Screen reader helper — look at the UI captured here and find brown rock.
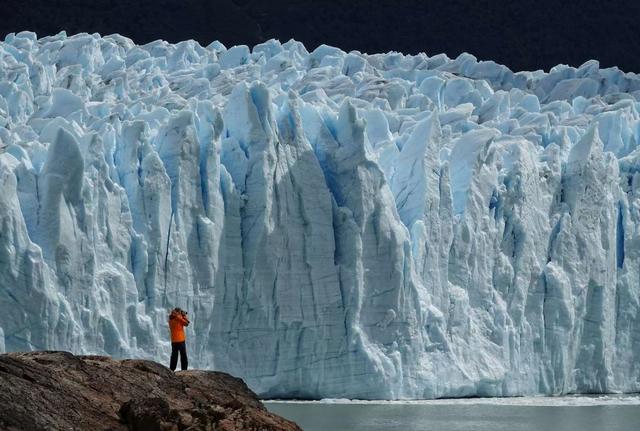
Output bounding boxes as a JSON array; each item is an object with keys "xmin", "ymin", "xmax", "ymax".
[{"xmin": 0, "ymin": 351, "xmax": 301, "ymax": 431}]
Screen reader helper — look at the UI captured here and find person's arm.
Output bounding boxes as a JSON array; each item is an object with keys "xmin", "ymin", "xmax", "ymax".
[{"xmin": 178, "ymin": 314, "xmax": 190, "ymax": 326}]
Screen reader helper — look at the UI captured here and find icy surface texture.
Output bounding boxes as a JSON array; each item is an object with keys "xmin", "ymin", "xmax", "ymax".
[{"xmin": 1, "ymin": 31, "xmax": 640, "ymax": 399}]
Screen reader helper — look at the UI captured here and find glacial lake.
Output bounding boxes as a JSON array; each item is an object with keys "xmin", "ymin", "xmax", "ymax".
[{"xmin": 265, "ymin": 396, "xmax": 640, "ymax": 431}]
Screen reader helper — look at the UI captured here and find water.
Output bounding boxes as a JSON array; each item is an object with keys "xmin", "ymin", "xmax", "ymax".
[{"xmin": 265, "ymin": 396, "xmax": 640, "ymax": 431}]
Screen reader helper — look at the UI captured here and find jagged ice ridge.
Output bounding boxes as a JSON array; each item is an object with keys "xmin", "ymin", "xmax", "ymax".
[{"xmin": 1, "ymin": 31, "xmax": 640, "ymax": 399}]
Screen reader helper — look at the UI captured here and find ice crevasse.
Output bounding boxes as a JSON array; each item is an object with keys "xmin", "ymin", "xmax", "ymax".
[{"xmin": 0, "ymin": 31, "xmax": 639, "ymax": 399}]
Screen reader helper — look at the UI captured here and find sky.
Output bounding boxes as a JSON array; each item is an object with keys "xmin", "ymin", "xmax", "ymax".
[{"xmin": 3, "ymin": 0, "xmax": 639, "ymax": 73}]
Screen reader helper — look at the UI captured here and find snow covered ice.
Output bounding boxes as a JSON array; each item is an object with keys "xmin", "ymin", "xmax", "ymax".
[{"xmin": 1, "ymin": 30, "xmax": 640, "ymax": 399}]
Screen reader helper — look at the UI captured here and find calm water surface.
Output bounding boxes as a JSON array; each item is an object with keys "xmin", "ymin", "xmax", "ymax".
[{"xmin": 265, "ymin": 397, "xmax": 640, "ymax": 431}]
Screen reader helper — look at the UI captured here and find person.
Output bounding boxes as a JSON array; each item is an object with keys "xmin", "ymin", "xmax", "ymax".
[{"xmin": 168, "ymin": 307, "xmax": 190, "ymax": 371}]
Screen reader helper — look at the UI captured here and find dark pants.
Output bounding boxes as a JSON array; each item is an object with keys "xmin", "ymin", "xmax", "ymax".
[{"xmin": 170, "ymin": 341, "xmax": 188, "ymax": 371}]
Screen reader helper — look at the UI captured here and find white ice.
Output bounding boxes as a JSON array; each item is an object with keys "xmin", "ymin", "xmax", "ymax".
[{"xmin": 1, "ymin": 31, "xmax": 640, "ymax": 400}]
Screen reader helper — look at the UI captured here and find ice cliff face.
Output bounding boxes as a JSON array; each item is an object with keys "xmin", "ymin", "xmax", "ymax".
[{"xmin": 1, "ymin": 31, "xmax": 640, "ymax": 399}]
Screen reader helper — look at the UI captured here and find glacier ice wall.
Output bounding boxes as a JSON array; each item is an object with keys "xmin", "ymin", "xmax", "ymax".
[{"xmin": 1, "ymin": 31, "xmax": 640, "ymax": 399}]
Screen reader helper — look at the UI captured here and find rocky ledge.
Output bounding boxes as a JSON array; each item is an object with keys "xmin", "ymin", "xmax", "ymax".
[{"xmin": 0, "ymin": 351, "xmax": 301, "ymax": 431}]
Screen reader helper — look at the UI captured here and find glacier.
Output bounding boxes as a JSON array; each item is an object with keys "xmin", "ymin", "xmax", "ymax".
[{"xmin": 0, "ymin": 30, "xmax": 640, "ymax": 399}]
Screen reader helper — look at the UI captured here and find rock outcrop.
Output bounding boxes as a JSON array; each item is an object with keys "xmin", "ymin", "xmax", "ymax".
[{"xmin": 0, "ymin": 351, "xmax": 301, "ymax": 431}]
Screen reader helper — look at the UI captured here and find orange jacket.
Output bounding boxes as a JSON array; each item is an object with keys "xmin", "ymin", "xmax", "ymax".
[{"xmin": 169, "ymin": 311, "xmax": 190, "ymax": 342}]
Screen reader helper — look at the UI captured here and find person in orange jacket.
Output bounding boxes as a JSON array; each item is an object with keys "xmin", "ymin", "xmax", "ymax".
[{"xmin": 168, "ymin": 307, "xmax": 190, "ymax": 371}]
